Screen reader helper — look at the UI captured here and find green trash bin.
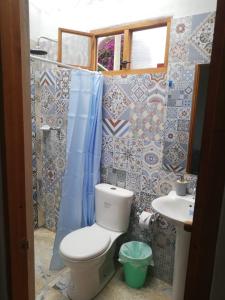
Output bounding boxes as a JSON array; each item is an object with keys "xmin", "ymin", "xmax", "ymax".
[{"xmin": 118, "ymin": 241, "xmax": 153, "ymax": 289}]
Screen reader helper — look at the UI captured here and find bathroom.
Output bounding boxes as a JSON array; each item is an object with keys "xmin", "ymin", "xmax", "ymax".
[{"xmin": 1, "ymin": 0, "xmax": 225, "ymax": 300}]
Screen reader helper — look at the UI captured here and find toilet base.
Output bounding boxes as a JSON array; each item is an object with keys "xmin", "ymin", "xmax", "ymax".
[{"xmin": 66, "ymin": 245, "xmax": 116, "ymax": 300}]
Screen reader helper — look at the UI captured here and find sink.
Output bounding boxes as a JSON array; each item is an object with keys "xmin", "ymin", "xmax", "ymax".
[
  {"xmin": 152, "ymin": 191, "xmax": 194, "ymax": 226},
  {"xmin": 152, "ymin": 191, "xmax": 195, "ymax": 300}
]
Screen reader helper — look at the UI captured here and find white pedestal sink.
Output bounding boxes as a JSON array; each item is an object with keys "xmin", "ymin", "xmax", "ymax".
[{"xmin": 152, "ymin": 191, "xmax": 195, "ymax": 300}]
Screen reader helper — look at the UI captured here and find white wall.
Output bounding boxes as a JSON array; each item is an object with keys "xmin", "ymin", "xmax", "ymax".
[{"xmin": 29, "ymin": 0, "xmax": 217, "ymax": 41}]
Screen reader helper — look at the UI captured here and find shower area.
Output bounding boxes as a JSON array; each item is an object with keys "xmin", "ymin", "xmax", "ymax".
[
  {"xmin": 31, "ymin": 47, "xmax": 71, "ymax": 299},
  {"xmin": 31, "ymin": 33, "xmax": 108, "ymax": 299}
]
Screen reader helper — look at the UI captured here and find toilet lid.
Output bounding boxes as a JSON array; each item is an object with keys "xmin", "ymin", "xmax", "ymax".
[{"xmin": 60, "ymin": 226, "xmax": 111, "ymax": 261}]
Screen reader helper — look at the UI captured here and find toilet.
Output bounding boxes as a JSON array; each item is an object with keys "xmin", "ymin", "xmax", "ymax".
[{"xmin": 59, "ymin": 183, "xmax": 134, "ymax": 300}]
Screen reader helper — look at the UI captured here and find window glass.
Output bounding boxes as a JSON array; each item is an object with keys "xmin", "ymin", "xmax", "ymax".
[
  {"xmin": 61, "ymin": 32, "xmax": 91, "ymax": 66},
  {"xmin": 97, "ymin": 34, "xmax": 124, "ymax": 71},
  {"xmin": 131, "ymin": 26, "xmax": 167, "ymax": 69}
]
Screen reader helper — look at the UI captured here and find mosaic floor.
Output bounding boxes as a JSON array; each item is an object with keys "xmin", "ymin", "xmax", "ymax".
[{"xmin": 35, "ymin": 228, "xmax": 172, "ymax": 300}]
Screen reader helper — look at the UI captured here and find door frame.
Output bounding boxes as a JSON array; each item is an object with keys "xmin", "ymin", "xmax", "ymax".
[
  {"xmin": 184, "ymin": 0, "xmax": 225, "ymax": 299},
  {"xmin": 0, "ymin": 0, "xmax": 34, "ymax": 299},
  {"xmin": 0, "ymin": 0, "xmax": 225, "ymax": 299}
]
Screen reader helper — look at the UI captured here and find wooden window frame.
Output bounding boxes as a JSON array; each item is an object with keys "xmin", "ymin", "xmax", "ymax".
[
  {"xmin": 91, "ymin": 17, "xmax": 171, "ymax": 75},
  {"xmin": 57, "ymin": 28, "xmax": 95, "ymax": 70}
]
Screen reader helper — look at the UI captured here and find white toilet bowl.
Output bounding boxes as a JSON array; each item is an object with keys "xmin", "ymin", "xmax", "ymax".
[
  {"xmin": 60, "ymin": 224, "xmax": 122, "ymax": 300},
  {"xmin": 59, "ymin": 184, "xmax": 133, "ymax": 300}
]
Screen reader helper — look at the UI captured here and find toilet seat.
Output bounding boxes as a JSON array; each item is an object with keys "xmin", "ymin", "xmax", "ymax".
[{"xmin": 60, "ymin": 226, "xmax": 111, "ymax": 261}]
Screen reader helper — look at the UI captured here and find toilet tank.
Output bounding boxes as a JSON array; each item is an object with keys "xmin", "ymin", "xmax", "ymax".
[{"xmin": 95, "ymin": 183, "xmax": 134, "ymax": 232}]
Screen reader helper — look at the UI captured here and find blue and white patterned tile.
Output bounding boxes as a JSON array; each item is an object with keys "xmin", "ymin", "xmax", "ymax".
[
  {"xmin": 182, "ymin": 66, "xmax": 195, "ymax": 83},
  {"xmin": 166, "ymin": 107, "xmax": 178, "ymax": 119},
  {"xmin": 165, "ymin": 119, "xmax": 178, "ymax": 131},
  {"xmin": 182, "ymin": 98, "xmax": 192, "ymax": 107},
  {"xmin": 167, "ymin": 90, "xmax": 190, "ymax": 107},
  {"xmin": 55, "ymin": 69, "xmax": 71, "ymax": 100},
  {"xmin": 143, "ymin": 141, "xmax": 163, "ymax": 171},
  {"xmin": 164, "ymin": 129, "xmax": 177, "ymax": 143},
  {"xmin": 102, "ymin": 167, "xmax": 127, "ymax": 188},
  {"xmin": 127, "ymin": 155, "xmax": 142, "ymax": 174},
  {"xmin": 142, "ymin": 97, "xmax": 165, "ymax": 143},
  {"xmin": 119, "ymin": 74, "xmax": 157, "ymax": 103},
  {"xmin": 141, "ymin": 169, "xmax": 156, "ymax": 194},
  {"xmin": 150, "ymin": 73, "xmax": 168, "ymax": 91},
  {"xmin": 128, "ymin": 138, "xmax": 144, "ymax": 156},
  {"xmin": 102, "ymin": 135, "xmax": 114, "ymax": 152},
  {"xmin": 177, "ymin": 119, "xmax": 190, "ymax": 131},
  {"xmin": 114, "ymin": 169, "xmax": 127, "ymax": 188},
  {"xmin": 102, "ymin": 118, "xmax": 130, "ymax": 137},
  {"xmin": 170, "ymin": 16, "xmax": 192, "ymax": 43},
  {"xmin": 157, "ymin": 170, "xmax": 177, "ymax": 195},
  {"xmin": 101, "ymin": 151, "xmax": 113, "ymax": 167},
  {"xmin": 141, "ymin": 169, "xmax": 177, "ymax": 196},
  {"xmin": 113, "ymin": 152, "xmax": 128, "ymax": 170},
  {"xmin": 163, "ymin": 141, "xmax": 188, "ymax": 172},
  {"xmin": 168, "ymin": 63, "xmax": 185, "ymax": 83},
  {"xmin": 177, "ymin": 107, "xmax": 192, "ymax": 120},
  {"xmin": 54, "ymin": 141, "xmax": 66, "ymax": 158},
  {"xmin": 100, "ymin": 166, "xmax": 108, "ymax": 183},
  {"xmin": 33, "ymin": 68, "xmax": 70, "ymax": 230},
  {"xmin": 177, "ymin": 131, "xmax": 189, "ymax": 144},
  {"xmin": 126, "ymin": 172, "xmax": 141, "ymax": 193},
  {"xmin": 42, "ymin": 160, "xmax": 59, "ymax": 193},
  {"xmin": 169, "ymin": 40, "xmax": 189, "ymax": 63},
  {"xmin": 189, "ymin": 12, "xmax": 215, "ymax": 64},
  {"xmin": 55, "ymin": 99, "xmax": 69, "ymax": 116},
  {"xmin": 55, "ymin": 157, "xmax": 66, "ymax": 174},
  {"xmin": 40, "ymin": 70, "xmax": 56, "ymax": 92},
  {"xmin": 44, "ymin": 192, "xmax": 57, "ymax": 231},
  {"xmin": 103, "ymin": 83, "xmax": 130, "ymax": 119},
  {"xmin": 114, "ymin": 137, "xmax": 128, "ymax": 154},
  {"xmin": 167, "ymin": 97, "xmax": 177, "ymax": 107},
  {"xmin": 168, "ymin": 64, "xmax": 195, "ymax": 96},
  {"xmin": 129, "ymin": 104, "xmax": 143, "ymax": 139},
  {"xmin": 106, "ymin": 168, "xmax": 116, "ymax": 186},
  {"xmin": 40, "ymin": 85, "xmax": 56, "ymax": 115}
]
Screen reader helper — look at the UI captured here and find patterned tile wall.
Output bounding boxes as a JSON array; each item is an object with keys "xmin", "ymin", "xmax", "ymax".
[
  {"xmin": 101, "ymin": 74, "xmax": 196, "ymax": 283},
  {"xmin": 31, "ymin": 66, "xmax": 39, "ymax": 228},
  {"xmin": 101, "ymin": 11, "xmax": 215, "ymax": 284},
  {"xmin": 31, "ymin": 61, "xmax": 71, "ymax": 231},
  {"xmin": 163, "ymin": 12, "xmax": 215, "ymax": 173}
]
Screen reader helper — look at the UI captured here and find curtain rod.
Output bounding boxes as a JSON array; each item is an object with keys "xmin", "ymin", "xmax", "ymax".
[{"xmin": 30, "ymin": 55, "xmax": 96, "ymax": 73}]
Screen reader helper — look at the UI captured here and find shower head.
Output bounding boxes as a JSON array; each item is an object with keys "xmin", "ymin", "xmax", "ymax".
[
  {"xmin": 30, "ymin": 48, "xmax": 48, "ymax": 55},
  {"xmin": 30, "ymin": 36, "xmax": 57, "ymax": 56}
]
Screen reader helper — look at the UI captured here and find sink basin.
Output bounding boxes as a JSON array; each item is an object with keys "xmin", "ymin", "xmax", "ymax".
[
  {"xmin": 152, "ymin": 191, "xmax": 194, "ymax": 226},
  {"xmin": 152, "ymin": 191, "xmax": 195, "ymax": 300}
]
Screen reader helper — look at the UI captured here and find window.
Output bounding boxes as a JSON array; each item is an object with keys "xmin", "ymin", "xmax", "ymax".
[
  {"xmin": 91, "ymin": 18, "xmax": 171, "ymax": 74},
  {"xmin": 58, "ymin": 18, "xmax": 171, "ymax": 75},
  {"xmin": 58, "ymin": 28, "xmax": 94, "ymax": 70}
]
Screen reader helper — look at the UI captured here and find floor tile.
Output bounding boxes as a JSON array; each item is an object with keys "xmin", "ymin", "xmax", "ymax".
[{"xmin": 35, "ymin": 228, "xmax": 172, "ymax": 300}]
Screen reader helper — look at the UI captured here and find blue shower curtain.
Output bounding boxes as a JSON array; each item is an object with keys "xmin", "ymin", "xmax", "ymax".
[{"xmin": 50, "ymin": 70, "xmax": 103, "ymax": 270}]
